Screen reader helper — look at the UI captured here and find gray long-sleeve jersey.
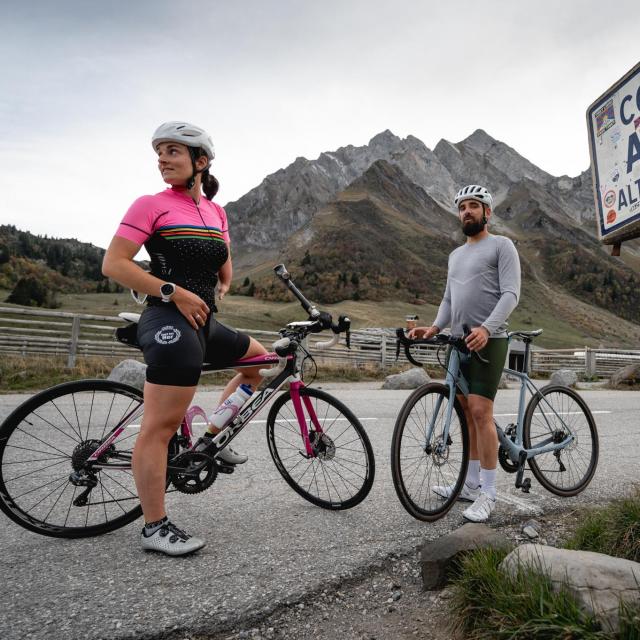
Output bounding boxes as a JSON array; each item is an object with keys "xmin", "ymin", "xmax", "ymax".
[{"xmin": 433, "ymin": 234, "xmax": 521, "ymax": 338}]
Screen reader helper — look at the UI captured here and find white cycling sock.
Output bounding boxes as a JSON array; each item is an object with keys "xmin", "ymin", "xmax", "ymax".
[
  {"xmin": 480, "ymin": 467, "xmax": 497, "ymax": 500},
  {"xmin": 466, "ymin": 460, "xmax": 480, "ymax": 488}
]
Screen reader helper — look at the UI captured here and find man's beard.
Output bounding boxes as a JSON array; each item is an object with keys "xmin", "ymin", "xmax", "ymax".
[{"xmin": 462, "ymin": 218, "xmax": 486, "ymax": 237}]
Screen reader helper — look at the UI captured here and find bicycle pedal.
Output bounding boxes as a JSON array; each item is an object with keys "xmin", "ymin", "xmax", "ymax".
[
  {"xmin": 521, "ymin": 478, "xmax": 531, "ymax": 493},
  {"xmin": 217, "ymin": 463, "xmax": 236, "ymax": 474}
]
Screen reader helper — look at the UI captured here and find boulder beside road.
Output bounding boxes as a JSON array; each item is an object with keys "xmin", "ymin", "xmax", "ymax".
[
  {"xmin": 500, "ymin": 544, "xmax": 640, "ymax": 633},
  {"xmin": 549, "ymin": 369, "xmax": 578, "ymax": 388},
  {"xmin": 107, "ymin": 359, "xmax": 146, "ymax": 390},
  {"xmin": 382, "ymin": 368, "xmax": 431, "ymax": 390},
  {"xmin": 609, "ymin": 363, "xmax": 640, "ymax": 388},
  {"xmin": 420, "ymin": 523, "xmax": 512, "ymax": 590}
]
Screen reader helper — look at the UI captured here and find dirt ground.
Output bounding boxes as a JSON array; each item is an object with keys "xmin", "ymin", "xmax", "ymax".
[{"xmin": 195, "ymin": 511, "xmax": 582, "ymax": 640}]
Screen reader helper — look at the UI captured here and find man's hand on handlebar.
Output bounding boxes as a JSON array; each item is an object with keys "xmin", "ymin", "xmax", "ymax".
[
  {"xmin": 465, "ymin": 326, "xmax": 490, "ymax": 352},
  {"xmin": 407, "ymin": 326, "xmax": 439, "ymax": 340}
]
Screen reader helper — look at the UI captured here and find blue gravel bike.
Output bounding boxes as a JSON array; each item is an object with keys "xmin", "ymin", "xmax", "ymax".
[{"xmin": 390, "ymin": 328, "xmax": 599, "ymax": 521}]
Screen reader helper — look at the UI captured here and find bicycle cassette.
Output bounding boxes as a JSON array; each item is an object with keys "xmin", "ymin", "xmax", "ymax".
[{"xmin": 169, "ymin": 452, "xmax": 218, "ymax": 494}]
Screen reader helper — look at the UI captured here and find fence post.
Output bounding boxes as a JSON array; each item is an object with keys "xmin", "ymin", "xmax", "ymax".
[
  {"xmin": 380, "ymin": 333, "xmax": 387, "ymax": 370},
  {"xmin": 67, "ymin": 316, "xmax": 81, "ymax": 368},
  {"xmin": 585, "ymin": 347, "xmax": 596, "ymax": 378}
]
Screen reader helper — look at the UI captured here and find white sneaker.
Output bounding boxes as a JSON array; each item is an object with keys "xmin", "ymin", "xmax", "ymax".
[
  {"xmin": 462, "ymin": 492, "xmax": 496, "ymax": 523},
  {"xmin": 217, "ymin": 446, "xmax": 248, "ymax": 465},
  {"xmin": 141, "ymin": 521, "xmax": 205, "ymax": 556},
  {"xmin": 433, "ymin": 482, "xmax": 480, "ymax": 502}
]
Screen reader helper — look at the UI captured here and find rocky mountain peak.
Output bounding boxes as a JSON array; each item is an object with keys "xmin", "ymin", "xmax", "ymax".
[
  {"xmin": 460, "ymin": 128, "xmax": 496, "ymax": 153},
  {"xmin": 368, "ymin": 129, "xmax": 401, "ymax": 148}
]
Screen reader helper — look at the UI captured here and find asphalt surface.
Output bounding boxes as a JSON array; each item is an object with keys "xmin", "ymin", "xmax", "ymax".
[{"xmin": 0, "ymin": 381, "xmax": 637, "ymax": 640}]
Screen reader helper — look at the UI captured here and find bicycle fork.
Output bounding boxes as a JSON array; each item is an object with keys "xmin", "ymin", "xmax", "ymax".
[{"xmin": 290, "ymin": 381, "xmax": 324, "ymax": 459}]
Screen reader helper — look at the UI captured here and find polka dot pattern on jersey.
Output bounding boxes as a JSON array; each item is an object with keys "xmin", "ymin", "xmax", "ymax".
[{"xmin": 146, "ymin": 226, "xmax": 228, "ymax": 310}]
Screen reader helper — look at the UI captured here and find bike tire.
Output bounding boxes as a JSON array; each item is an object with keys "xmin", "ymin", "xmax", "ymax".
[
  {"xmin": 391, "ymin": 383, "xmax": 469, "ymax": 521},
  {"xmin": 0, "ymin": 379, "xmax": 151, "ymax": 538},
  {"xmin": 266, "ymin": 387, "xmax": 375, "ymax": 510},
  {"xmin": 523, "ymin": 385, "xmax": 599, "ymax": 497}
]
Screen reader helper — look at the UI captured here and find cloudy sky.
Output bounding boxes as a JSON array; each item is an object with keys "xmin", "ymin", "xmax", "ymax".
[{"xmin": 1, "ymin": 0, "xmax": 638, "ymax": 249}]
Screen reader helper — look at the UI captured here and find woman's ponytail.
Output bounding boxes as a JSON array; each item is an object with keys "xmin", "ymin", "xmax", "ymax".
[{"xmin": 201, "ymin": 167, "xmax": 219, "ymax": 200}]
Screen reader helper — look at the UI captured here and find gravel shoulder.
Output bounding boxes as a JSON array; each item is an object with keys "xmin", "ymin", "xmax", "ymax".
[{"xmin": 192, "ymin": 509, "xmax": 584, "ymax": 640}]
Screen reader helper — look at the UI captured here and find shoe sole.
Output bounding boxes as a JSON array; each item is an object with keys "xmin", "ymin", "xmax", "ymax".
[
  {"xmin": 142, "ymin": 542, "xmax": 206, "ymax": 557},
  {"xmin": 433, "ymin": 490, "xmax": 478, "ymax": 503}
]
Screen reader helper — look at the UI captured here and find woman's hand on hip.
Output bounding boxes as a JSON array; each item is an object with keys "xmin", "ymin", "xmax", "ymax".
[{"xmin": 173, "ymin": 288, "xmax": 209, "ymax": 330}]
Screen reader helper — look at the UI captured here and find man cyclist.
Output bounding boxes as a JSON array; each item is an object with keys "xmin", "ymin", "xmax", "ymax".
[{"xmin": 409, "ymin": 184, "xmax": 521, "ymax": 522}]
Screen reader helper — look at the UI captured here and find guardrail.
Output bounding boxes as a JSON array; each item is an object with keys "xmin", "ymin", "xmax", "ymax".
[{"xmin": 1, "ymin": 307, "xmax": 638, "ymax": 377}]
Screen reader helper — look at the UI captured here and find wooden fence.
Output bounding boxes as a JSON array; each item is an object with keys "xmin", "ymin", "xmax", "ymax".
[{"xmin": 0, "ymin": 306, "xmax": 638, "ymax": 377}]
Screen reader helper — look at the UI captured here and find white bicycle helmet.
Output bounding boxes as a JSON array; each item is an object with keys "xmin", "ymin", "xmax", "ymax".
[
  {"xmin": 454, "ymin": 184, "xmax": 493, "ymax": 209},
  {"xmin": 152, "ymin": 121, "xmax": 215, "ymax": 161}
]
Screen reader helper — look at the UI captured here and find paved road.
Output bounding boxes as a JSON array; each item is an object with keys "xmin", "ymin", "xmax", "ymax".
[{"xmin": 0, "ymin": 382, "xmax": 637, "ymax": 640}]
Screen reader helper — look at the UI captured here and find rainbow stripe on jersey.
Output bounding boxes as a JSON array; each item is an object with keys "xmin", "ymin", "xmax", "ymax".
[{"xmin": 157, "ymin": 225, "xmax": 226, "ymax": 242}]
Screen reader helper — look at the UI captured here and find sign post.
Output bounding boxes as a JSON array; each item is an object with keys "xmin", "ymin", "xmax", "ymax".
[{"xmin": 587, "ymin": 61, "xmax": 640, "ymax": 254}]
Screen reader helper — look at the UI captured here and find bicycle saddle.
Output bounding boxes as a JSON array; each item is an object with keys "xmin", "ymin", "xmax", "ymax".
[
  {"xmin": 118, "ymin": 312, "xmax": 141, "ymax": 324},
  {"xmin": 508, "ymin": 329, "xmax": 543, "ymax": 339}
]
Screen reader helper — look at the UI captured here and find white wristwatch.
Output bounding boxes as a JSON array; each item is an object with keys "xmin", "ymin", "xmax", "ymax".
[{"xmin": 160, "ymin": 282, "xmax": 176, "ymax": 303}]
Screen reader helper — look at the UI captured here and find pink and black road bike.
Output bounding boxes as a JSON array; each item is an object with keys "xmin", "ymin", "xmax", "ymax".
[{"xmin": 0, "ymin": 265, "xmax": 375, "ymax": 538}]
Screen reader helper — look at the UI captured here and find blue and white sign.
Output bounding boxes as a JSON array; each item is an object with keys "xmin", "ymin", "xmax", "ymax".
[{"xmin": 587, "ymin": 61, "xmax": 640, "ymax": 244}]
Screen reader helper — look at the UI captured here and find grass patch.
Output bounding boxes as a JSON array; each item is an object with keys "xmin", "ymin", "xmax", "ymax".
[
  {"xmin": 0, "ymin": 355, "xmax": 119, "ymax": 392},
  {"xmin": 449, "ymin": 547, "xmax": 615, "ymax": 639},
  {"xmin": 565, "ymin": 490, "xmax": 640, "ymax": 563},
  {"xmin": 449, "ymin": 492, "xmax": 640, "ymax": 638},
  {"xmin": 0, "ymin": 355, "xmax": 425, "ymax": 392}
]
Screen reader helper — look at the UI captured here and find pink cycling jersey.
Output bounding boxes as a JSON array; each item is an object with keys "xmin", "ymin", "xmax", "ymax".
[{"xmin": 115, "ymin": 187, "xmax": 230, "ymax": 309}]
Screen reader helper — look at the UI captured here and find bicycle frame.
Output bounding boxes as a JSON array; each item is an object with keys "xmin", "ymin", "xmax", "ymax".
[
  {"xmin": 431, "ymin": 345, "xmax": 576, "ymax": 465},
  {"xmin": 85, "ymin": 349, "xmax": 322, "ymax": 469}
]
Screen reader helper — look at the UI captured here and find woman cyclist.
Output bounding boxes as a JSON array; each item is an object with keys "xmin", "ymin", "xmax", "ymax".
[{"xmin": 102, "ymin": 121, "xmax": 267, "ymax": 556}]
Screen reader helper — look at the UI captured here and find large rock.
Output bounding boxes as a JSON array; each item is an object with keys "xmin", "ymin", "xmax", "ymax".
[
  {"xmin": 108, "ymin": 359, "xmax": 147, "ymax": 390},
  {"xmin": 419, "ymin": 523, "xmax": 512, "ymax": 590},
  {"xmin": 549, "ymin": 369, "xmax": 578, "ymax": 388},
  {"xmin": 382, "ymin": 367, "xmax": 431, "ymax": 390},
  {"xmin": 609, "ymin": 363, "xmax": 640, "ymax": 388},
  {"xmin": 500, "ymin": 544, "xmax": 640, "ymax": 632}
]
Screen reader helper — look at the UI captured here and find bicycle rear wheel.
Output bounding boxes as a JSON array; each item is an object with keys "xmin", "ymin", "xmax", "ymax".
[
  {"xmin": 0, "ymin": 379, "xmax": 151, "ymax": 538},
  {"xmin": 266, "ymin": 387, "xmax": 375, "ymax": 510},
  {"xmin": 523, "ymin": 385, "xmax": 599, "ymax": 497},
  {"xmin": 391, "ymin": 383, "xmax": 469, "ymax": 521}
]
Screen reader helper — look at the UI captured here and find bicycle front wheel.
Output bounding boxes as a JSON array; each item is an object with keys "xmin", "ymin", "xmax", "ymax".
[
  {"xmin": 0, "ymin": 379, "xmax": 147, "ymax": 538},
  {"xmin": 523, "ymin": 385, "xmax": 599, "ymax": 497},
  {"xmin": 391, "ymin": 383, "xmax": 469, "ymax": 521},
  {"xmin": 266, "ymin": 387, "xmax": 375, "ymax": 510}
]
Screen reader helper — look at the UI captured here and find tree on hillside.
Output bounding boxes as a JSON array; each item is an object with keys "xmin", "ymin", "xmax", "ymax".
[{"xmin": 7, "ymin": 276, "xmax": 48, "ymax": 306}]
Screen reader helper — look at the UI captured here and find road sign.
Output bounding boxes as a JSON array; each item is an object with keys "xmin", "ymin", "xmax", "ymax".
[{"xmin": 587, "ymin": 61, "xmax": 640, "ymax": 249}]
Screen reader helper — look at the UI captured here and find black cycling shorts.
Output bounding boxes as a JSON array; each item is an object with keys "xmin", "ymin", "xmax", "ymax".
[{"xmin": 137, "ymin": 305, "xmax": 251, "ymax": 387}]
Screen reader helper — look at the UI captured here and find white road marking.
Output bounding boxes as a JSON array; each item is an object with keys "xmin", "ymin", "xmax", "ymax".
[{"xmin": 494, "ymin": 411, "xmax": 610, "ymax": 417}]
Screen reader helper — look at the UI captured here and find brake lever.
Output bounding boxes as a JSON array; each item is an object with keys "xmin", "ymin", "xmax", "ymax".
[{"xmin": 462, "ymin": 323, "xmax": 490, "ymax": 364}]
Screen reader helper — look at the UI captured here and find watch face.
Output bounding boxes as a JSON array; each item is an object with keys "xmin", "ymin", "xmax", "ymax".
[{"xmin": 160, "ymin": 283, "xmax": 174, "ymax": 297}]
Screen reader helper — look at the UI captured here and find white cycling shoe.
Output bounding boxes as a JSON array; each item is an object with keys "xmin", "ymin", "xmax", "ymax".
[
  {"xmin": 195, "ymin": 434, "xmax": 249, "ymax": 465},
  {"xmin": 217, "ymin": 446, "xmax": 248, "ymax": 465},
  {"xmin": 433, "ymin": 482, "xmax": 480, "ymax": 502},
  {"xmin": 462, "ymin": 492, "xmax": 496, "ymax": 523},
  {"xmin": 141, "ymin": 521, "xmax": 205, "ymax": 556}
]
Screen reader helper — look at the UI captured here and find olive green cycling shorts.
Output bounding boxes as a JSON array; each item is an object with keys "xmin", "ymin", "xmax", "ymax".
[{"xmin": 447, "ymin": 338, "xmax": 509, "ymax": 401}]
